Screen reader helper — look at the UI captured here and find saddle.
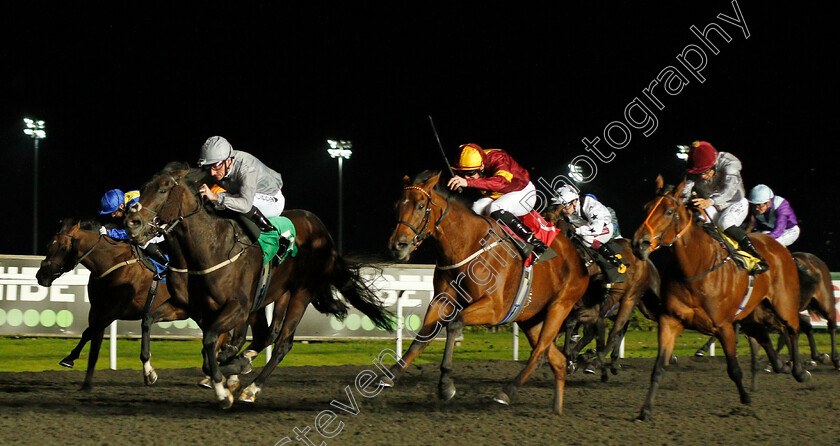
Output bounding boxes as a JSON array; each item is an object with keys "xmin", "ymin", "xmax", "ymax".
[{"xmin": 697, "ymin": 221, "xmax": 761, "ymax": 272}]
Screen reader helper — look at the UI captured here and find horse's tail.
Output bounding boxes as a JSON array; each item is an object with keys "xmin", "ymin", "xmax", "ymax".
[{"xmin": 308, "ymin": 251, "xmax": 395, "ymax": 331}]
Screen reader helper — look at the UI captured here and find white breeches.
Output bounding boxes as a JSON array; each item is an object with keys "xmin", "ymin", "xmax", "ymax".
[
  {"xmin": 253, "ymin": 189, "xmax": 286, "ymax": 218},
  {"xmin": 701, "ymin": 197, "xmax": 748, "ymax": 230},
  {"xmin": 766, "ymin": 225, "xmax": 800, "ymax": 247},
  {"xmin": 472, "ymin": 182, "xmax": 537, "ymax": 217}
]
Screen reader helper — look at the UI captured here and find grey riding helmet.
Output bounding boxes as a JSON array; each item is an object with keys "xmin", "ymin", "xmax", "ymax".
[{"xmin": 197, "ymin": 136, "xmax": 233, "ymax": 167}]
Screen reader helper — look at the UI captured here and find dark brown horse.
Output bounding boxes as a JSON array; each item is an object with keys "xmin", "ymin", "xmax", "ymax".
[
  {"xmin": 35, "ymin": 218, "xmax": 188, "ymax": 390},
  {"xmin": 631, "ymin": 176, "xmax": 810, "ymax": 420},
  {"xmin": 125, "ymin": 162, "xmax": 393, "ymax": 408},
  {"xmin": 386, "ymin": 171, "xmax": 589, "ymax": 415},
  {"xmin": 543, "ymin": 207, "xmax": 661, "ymax": 381}
]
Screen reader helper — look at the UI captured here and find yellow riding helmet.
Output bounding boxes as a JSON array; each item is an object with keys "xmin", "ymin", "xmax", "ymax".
[{"xmin": 455, "ymin": 143, "xmax": 484, "ymax": 171}]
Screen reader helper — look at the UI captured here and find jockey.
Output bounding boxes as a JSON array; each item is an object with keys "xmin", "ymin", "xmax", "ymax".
[
  {"xmin": 746, "ymin": 184, "xmax": 800, "ymax": 247},
  {"xmin": 196, "ymin": 136, "xmax": 288, "ymax": 244},
  {"xmin": 552, "ymin": 185, "xmax": 626, "ymax": 283},
  {"xmin": 98, "ymin": 188, "xmax": 169, "ymax": 270},
  {"xmin": 446, "ymin": 143, "xmax": 548, "ymax": 259},
  {"xmin": 680, "ymin": 140, "xmax": 769, "ymax": 274}
]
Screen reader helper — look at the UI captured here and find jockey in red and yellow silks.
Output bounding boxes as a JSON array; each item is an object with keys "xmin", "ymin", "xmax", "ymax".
[{"xmin": 447, "ymin": 143, "xmax": 548, "ymax": 260}]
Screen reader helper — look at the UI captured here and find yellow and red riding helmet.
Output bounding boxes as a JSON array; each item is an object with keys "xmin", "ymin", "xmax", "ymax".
[{"xmin": 453, "ymin": 143, "xmax": 484, "ymax": 173}]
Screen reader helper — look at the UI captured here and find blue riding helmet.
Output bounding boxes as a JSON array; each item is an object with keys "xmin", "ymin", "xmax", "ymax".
[{"xmin": 99, "ymin": 189, "xmax": 125, "ymax": 214}]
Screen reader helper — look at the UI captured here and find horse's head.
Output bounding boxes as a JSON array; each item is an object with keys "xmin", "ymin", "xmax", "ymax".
[
  {"xmin": 632, "ymin": 175, "xmax": 689, "ymax": 260},
  {"xmin": 36, "ymin": 219, "xmax": 85, "ymax": 287},
  {"xmin": 388, "ymin": 171, "xmax": 447, "ymax": 261},
  {"xmin": 125, "ymin": 161, "xmax": 197, "ymax": 245}
]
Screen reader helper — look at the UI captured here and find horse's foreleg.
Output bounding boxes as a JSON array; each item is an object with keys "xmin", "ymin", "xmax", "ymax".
[
  {"xmin": 741, "ymin": 321, "xmax": 786, "ymax": 374},
  {"xmin": 81, "ymin": 327, "xmax": 107, "ymax": 392},
  {"xmin": 694, "ymin": 336, "xmax": 715, "ymax": 357},
  {"xmin": 239, "ymin": 291, "xmax": 308, "ymax": 404},
  {"xmin": 140, "ymin": 312, "xmax": 158, "ymax": 385},
  {"xmin": 798, "ymin": 315, "xmax": 824, "ymax": 365},
  {"xmin": 747, "ymin": 335, "xmax": 760, "ymax": 392},
  {"xmin": 718, "ymin": 322, "xmax": 750, "ymax": 405},
  {"xmin": 382, "ymin": 297, "xmax": 456, "ymax": 387},
  {"xmin": 520, "ymin": 319, "xmax": 568, "ymax": 415},
  {"xmin": 203, "ymin": 305, "xmax": 246, "ymax": 409},
  {"xmin": 493, "ymin": 303, "xmax": 572, "ymax": 412},
  {"xmin": 599, "ymin": 297, "xmax": 637, "ymax": 379},
  {"xmin": 438, "ymin": 319, "xmax": 463, "ymax": 402},
  {"xmin": 61, "ymin": 326, "xmax": 96, "ymax": 368},
  {"xmin": 828, "ymin": 318, "xmax": 840, "ymax": 370},
  {"xmin": 637, "ymin": 314, "xmax": 683, "ymax": 421}
]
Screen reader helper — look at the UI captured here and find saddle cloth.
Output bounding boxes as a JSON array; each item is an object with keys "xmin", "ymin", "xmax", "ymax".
[{"xmin": 257, "ymin": 216, "xmax": 298, "ymax": 266}]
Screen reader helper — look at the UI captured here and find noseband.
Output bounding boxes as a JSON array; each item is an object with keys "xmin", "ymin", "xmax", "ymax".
[
  {"xmin": 642, "ymin": 193, "xmax": 690, "ymax": 252},
  {"xmin": 396, "ymin": 185, "xmax": 450, "ymax": 248}
]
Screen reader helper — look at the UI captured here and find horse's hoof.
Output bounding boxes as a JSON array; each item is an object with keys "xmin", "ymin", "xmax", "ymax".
[
  {"xmin": 669, "ymin": 354, "xmax": 678, "ymax": 365},
  {"xmin": 492, "ymin": 391, "xmax": 511, "ymax": 406},
  {"xmin": 144, "ymin": 369, "xmax": 158, "ymax": 386},
  {"xmin": 600, "ymin": 373, "xmax": 609, "ymax": 383},
  {"xmin": 795, "ymin": 370, "xmax": 812, "ymax": 383},
  {"xmin": 198, "ymin": 377, "xmax": 213, "ymax": 389},
  {"xmin": 636, "ymin": 409, "xmax": 652, "ymax": 421},
  {"xmin": 79, "ymin": 384, "xmax": 92, "ymax": 393},
  {"xmin": 439, "ymin": 384, "xmax": 456, "ymax": 402},
  {"xmin": 693, "ymin": 351, "xmax": 705, "ymax": 358},
  {"xmin": 610, "ymin": 363, "xmax": 621, "ymax": 375},
  {"xmin": 239, "ymin": 384, "xmax": 260, "ymax": 403},
  {"xmin": 804, "ymin": 360, "xmax": 817, "ymax": 368},
  {"xmin": 763, "ymin": 365, "xmax": 773, "ymax": 373},
  {"xmin": 583, "ymin": 366, "xmax": 596, "ymax": 375},
  {"xmin": 218, "ymin": 391, "xmax": 234, "ymax": 409},
  {"xmin": 817, "ymin": 353, "xmax": 830, "ymax": 364},
  {"xmin": 59, "ymin": 358, "xmax": 75, "ymax": 368},
  {"xmin": 227, "ymin": 379, "xmax": 242, "ymax": 395},
  {"xmin": 567, "ymin": 361, "xmax": 578, "ymax": 375},
  {"xmin": 379, "ymin": 376, "xmax": 395, "ymax": 388}
]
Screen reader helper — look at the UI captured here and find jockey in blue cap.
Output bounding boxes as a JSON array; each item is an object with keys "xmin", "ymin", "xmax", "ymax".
[{"xmin": 98, "ymin": 188, "xmax": 169, "ymax": 272}]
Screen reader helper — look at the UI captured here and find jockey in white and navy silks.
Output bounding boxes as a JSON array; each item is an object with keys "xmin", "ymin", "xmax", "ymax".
[
  {"xmin": 679, "ymin": 140, "xmax": 768, "ymax": 274},
  {"xmin": 746, "ymin": 184, "xmax": 800, "ymax": 247},
  {"xmin": 554, "ymin": 187, "xmax": 614, "ymax": 248}
]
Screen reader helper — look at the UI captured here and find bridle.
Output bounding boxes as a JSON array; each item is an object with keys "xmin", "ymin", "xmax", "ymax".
[
  {"xmin": 131, "ymin": 172, "xmax": 203, "ymax": 237},
  {"xmin": 42, "ymin": 232, "xmax": 103, "ymax": 278},
  {"xmin": 641, "ymin": 193, "xmax": 690, "ymax": 252},
  {"xmin": 396, "ymin": 185, "xmax": 451, "ymax": 249}
]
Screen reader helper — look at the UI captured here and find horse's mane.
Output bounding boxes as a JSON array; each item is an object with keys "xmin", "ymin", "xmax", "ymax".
[
  {"xmin": 58, "ymin": 217, "xmax": 103, "ymax": 233},
  {"xmin": 412, "ymin": 170, "xmax": 480, "ymax": 214}
]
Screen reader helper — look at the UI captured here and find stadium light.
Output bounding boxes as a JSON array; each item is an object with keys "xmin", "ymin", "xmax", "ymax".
[
  {"xmin": 24, "ymin": 118, "xmax": 46, "ymax": 254},
  {"xmin": 568, "ymin": 163, "xmax": 584, "ymax": 183},
  {"xmin": 676, "ymin": 144, "xmax": 690, "ymax": 160},
  {"xmin": 327, "ymin": 139, "xmax": 352, "ymax": 254}
]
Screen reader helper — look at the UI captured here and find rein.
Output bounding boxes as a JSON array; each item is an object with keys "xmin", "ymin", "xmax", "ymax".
[
  {"xmin": 396, "ymin": 185, "xmax": 451, "ymax": 249},
  {"xmin": 641, "ymin": 194, "xmax": 690, "ymax": 252}
]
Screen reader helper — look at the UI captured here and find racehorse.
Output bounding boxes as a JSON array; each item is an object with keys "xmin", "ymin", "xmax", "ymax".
[
  {"xmin": 543, "ymin": 208, "xmax": 661, "ymax": 381},
  {"xmin": 124, "ymin": 161, "xmax": 393, "ymax": 408},
  {"xmin": 631, "ymin": 175, "xmax": 810, "ymax": 420},
  {"xmin": 386, "ymin": 171, "xmax": 589, "ymax": 415},
  {"xmin": 36, "ymin": 218, "xmax": 188, "ymax": 390},
  {"xmin": 693, "ymin": 252, "xmax": 839, "ymax": 371}
]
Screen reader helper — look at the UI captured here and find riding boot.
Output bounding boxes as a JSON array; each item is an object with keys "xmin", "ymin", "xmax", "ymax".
[
  {"xmin": 490, "ymin": 210, "xmax": 548, "ymax": 260},
  {"xmin": 246, "ymin": 206, "xmax": 277, "ymax": 233},
  {"xmin": 593, "ymin": 242, "xmax": 626, "ymax": 285},
  {"xmin": 724, "ymin": 226, "xmax": 769, "ymax": 274}
]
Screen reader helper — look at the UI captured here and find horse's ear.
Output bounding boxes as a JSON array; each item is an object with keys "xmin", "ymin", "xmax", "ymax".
[
  {"xmin": 423, "ymin": 172, "xmax": 442, "ymax": 190},
  {"xmin": 673, "ymin": 178, "xmax": 686, "ymax": 197},
  {"xmin": 402, "ymin": 175, "xmax": 411, "ymax": 186},
  {"xmin": 655, "ymin": 175, "xmax": 664, "ymax": 193}
]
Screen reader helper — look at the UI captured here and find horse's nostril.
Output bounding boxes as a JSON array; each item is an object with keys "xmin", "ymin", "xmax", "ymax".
[{"xmin": 127, "ymin": 219, "xmax": 139, "ymax": 229}]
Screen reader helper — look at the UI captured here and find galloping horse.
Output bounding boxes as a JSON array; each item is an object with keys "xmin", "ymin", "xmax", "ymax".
[
  {"xmin": 694, "ymin": 252, "xmax": 839, "ymax": 370},
  {"xmin": 543, "ymin": 208, "xmax": 661, "ymax": 381},
  {"xmin": 36, "ymin": 218, "xmax": 188, "ymax": 390},
  {"xmin": 125, "ymin": 162, "xmax": 393, "ymax": 408},
  {"xmin": 386, "ymin": 171, "xmax": 589, "ymax": 415},
  {"xmin": 632, "ymin": 176, "xmax": 809, "ymax": 420}
]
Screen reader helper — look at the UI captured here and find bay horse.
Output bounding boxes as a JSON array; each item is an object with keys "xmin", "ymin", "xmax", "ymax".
[
  {"xmin": 631, "ymin": 175, "xmax": 810, "ymax": 420},
  {"xmin": 694, "ymin": 252, "xmax": 839, "ymax": 370},
  {"xmin": 386, "ymin": 171, "xmax": 589, "ymax": 415},
  {"xmin": 35, "ymin": 218, "xmax": 189, "ymax": 390},
  {"xmin": 124, "ymin": 161, "xmax": 393, "ymax": 408},
  {"xmin": 543, "ymin": 207, "xmax": 661, "ymax": 381}
]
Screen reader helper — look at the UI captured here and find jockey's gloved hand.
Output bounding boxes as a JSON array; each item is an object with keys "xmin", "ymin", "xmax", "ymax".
[{"xmin": 99, "ymin": 226, "xmax": 107, "ymax": 236}]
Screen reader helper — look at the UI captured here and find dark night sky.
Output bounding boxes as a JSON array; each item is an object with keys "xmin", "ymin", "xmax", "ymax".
[{"xmin": 2, "ymin": 3, "xmax": 838, "ymax": 268}]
